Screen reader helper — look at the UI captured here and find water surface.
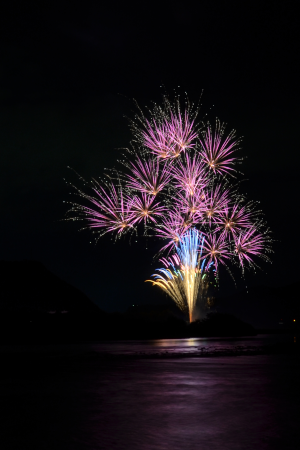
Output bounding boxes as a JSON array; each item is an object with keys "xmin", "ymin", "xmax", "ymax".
[
  {"xmin": 0, "ymin": 333, "xmax": 292, "ymax": 356},
  {"xmin": 0, "ymin": 337, "xmax": 299, "ymax": 449}
]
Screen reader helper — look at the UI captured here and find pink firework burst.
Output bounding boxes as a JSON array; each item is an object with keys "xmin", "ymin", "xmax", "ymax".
[
  {"xmin": 66, "ymin": 93, "xmax": 272, "ymax": 286},
  {"xmin": 201, "ymin": 233, "xmax": 231, "ymax": 271},
  {"xmin": 125, "ymin": 156, "xmax": 171, "ymax": 196},
  {"xmin": 171, "ymin": 153, "xmax": 207, "ymax": 197},
  {"xmin": 72, "ymin": 180, "xmax": 135, "ymax": 236},
  {"xmin": 155, "ymin": 209, "xmax": 192, "ymax": 252},
  {"xmin": 203, "ymin": 184, "xmax": 230, "ymax": 225},
  {"xmin": 234, "ymin": 227, "xmax": 269, "ymax": 268},
  {"xmin": 166, "ymin": 111, "xmax": 198, "ymax": 158},
  {"xmin": 131, "ymin": 193, "xmax": 166, "ymax": 225},
  {"xmin": 173, "ymin": 189, "xmax": 206, "ymax": 221},
  {"xmin": 215, "ymin": 202, "xmax": 254, "ymax": 237},
  {"xmin": 142, "ymin": 120, "xmax": 173, "ymax": 159},
  {"xmin": 199, "ymin": 119, "xmax": 240, "ymax": 175}
]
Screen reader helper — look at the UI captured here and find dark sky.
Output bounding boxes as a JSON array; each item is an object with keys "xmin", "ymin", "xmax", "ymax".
[{"xmin": 0, "ymin": 2, "xmax": 299, "ymax": 311}]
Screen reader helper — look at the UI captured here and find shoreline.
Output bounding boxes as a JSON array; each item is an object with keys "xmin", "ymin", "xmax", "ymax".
[{"xmin": 0, "ymin": 341, "xmax": 298, "ymax": 361}]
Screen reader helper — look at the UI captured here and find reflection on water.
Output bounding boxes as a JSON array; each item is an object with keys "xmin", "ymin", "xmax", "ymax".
[
  {"xmin": 90, "ymin": 334, "xmax": 292, "ymax": 356},
  {"xmin": 0, "ymin": 334, "xmax": 292, "ymax": 357},
  {"xmin": 0, "ymin": 342, "xmax": 299, "ymax": 449}
]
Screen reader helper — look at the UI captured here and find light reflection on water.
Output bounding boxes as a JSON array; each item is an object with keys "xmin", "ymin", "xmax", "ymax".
[
  {"xmin": 88, "ymin": 334, "xmax": 292, "ymax": 355},
  {"xmin": 0, "ymin": 334, "xmax": 293, "ymax": 357},
  {"xmin": 0, "ymin": 339, "xmax": 299, "ymax": 449},
  {"xmin": 66, "ymin": 356, "xmax": 300, "ymax": 450}
]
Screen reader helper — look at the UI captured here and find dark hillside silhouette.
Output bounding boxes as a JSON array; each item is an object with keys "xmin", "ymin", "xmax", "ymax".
[
  {"xmin": 0, "ymin": 260, "xmax": 297, "ymax": 342},
  {"xmin": 0, "ymin": 260, "xmax": 101, "ymax": 314},
  {"xmin": 215, "ymin": 283, "xmax": 300, "ymax": 330},
  {"xmin": 0, "ymin": 260, "xmax": 105, "ymax": 342}
]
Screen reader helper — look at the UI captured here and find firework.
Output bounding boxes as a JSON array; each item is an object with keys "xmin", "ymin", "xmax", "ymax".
[
  {"xmin": 173, "ymin": 189, "xmax": 206, "ymax": 221},
  {"xmin": 124, "ymin": 156, "xmax": 171, "ymax": 195},
  {"xmin": 203, "ymin": 184, "xmax": 230, "ymax": 225},
  {"xmin": 234, "ymin": 226, "xmax": 271, "ymax": 270},
  {"xmin": 142, "ymin": 120, "xmax": 174, "ymax": 159},
  {"xmin": 201, "ymin": 233, "xmax": 231, "ymax": 272},
  {"xmin": 199, "ymin": 119, "xmax": 241, "ymax": 175},
  {"xmin": 155, "ymin": 210, "xmax": 191, "ymax": 253},
  {"xmin": 67, "ymin": 179, "xmax": 135, "ymax": 237},
  {"xmin": 170, "ymin": 153, "xmax": 207, "ymax": 197},
  {"xmin": 146, "ymin": 228, "xmax": 211, "ymax": 322},
  {"xmin": 65, "ymin": 94, "xmax": 272, "ymax": 322},
  {"xmin": 215, "ymin": 201, "xmax": 254, "ymax": 237},
  {"xmin": 166, "ymin": 111, "xmax": 198, "ymax": 157},
  {"xmin": 131, "ymin": 193, "xmax": 165, "ymax": 225}
]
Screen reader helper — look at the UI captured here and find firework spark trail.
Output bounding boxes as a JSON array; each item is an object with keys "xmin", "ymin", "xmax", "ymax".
[
  {"xmin": 234, "ymin": 226, "xmax": 271, "ymax": 270},
  {"xmin": 173, "ymin": 189, "xmax": 206, "ymax": 221},
  {"xmin": 201, "ymin": 233, "xmax": 231, "ymax": 272},
  {"xmin": 130, "ymin": 193, "xmax": 166, "ymax": 225},
  {"xmin": 176, "ymin": 228, "xmax": 206, "ymax": 322},
  {"xmin": 142, "ymin": 120, "xmax": 174, "ymax": 159},
  {"xmin": 204, "ymin": 184, "xmax": 230, "ymax": 225},
  {"xmin": 214, "ymin": 202, "xmax": 254, "ymax": 237},
  {"xmin": 124, "ymin": 156, "xmax": 171, "ymax": 195},
  {"xmin": 68, "ymin": 179, "xmax": 136, "ymax": 236},
  {"xmin": 170, "ymin": 153, "xmax": 208, "ymax": 197},
  {"xmin": 166, "ymin": 111, "xmax": 198, "ymax": 157},
  {"xmin": 154, "ymin": 210, "xmax": 191, "ymax": 253},
  {"xmin": 146, "ymin": 228, "xmax": 211, "ymax": 322},
  {"xmin": 199, "ymin": 119, "xmax": 241, "ymax": 175},
  {"xmin": 65, "ymin": 94, "xmax": 272, "ymax": 321},
  {"xmin": 147, "ymin": 268, "xmax": 187, "ymax": 313}
]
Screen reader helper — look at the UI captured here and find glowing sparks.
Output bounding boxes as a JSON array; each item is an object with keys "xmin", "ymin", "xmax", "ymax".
[
  {"xmin": 142, "ymin": 120, "xmax": 174, "ymax": 159},
  {"xmin": 167, "ymin": 111, "xmax": 198, "ymax": 157},
  {"xmin": 124, "ymin": 156, "xmax": 171, "ymax": 195},
  {"xmin": 67, "ymin": 179, "xmax": 135, "ymax": 237},
  {"xmin": 199, "ymin": 119, "xmax": 241, "ymax": 175},
  {"xmin": 146, "ymin": 228, "xmax": 210, "ymax": 322},
  {"xmin": 65, "ymin": 93, "xmax": 272, "ymax": 321},
  {"xmin": 234, "ymin": 226, "xmax": 271, "ymax": 269},
  {"xmin": 202, "ymin": 233, "xmax": 231, "ymax": 271},
  {"xmin": 203, "ymin": 184, "xmax": 230, "ymax": 225},
  {"xmin": 171, "ymin": 153, "xmax": 207, "ymax": 197},
  {"xmin": 142, "ymin": 109, "xmax": 197, "ymax": 159},
  {"xmin": 215, "ymin": 202, "xmax": 254, "ymax": 237},
  {"xmin": 131, "ymin": 193, "xmax": 165, "ymax": 225}
]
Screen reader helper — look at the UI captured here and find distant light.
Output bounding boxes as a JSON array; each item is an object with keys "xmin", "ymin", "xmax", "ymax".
[{"xmin": 293, "ymin": 319, "xmax": 296, "ymax": 322}]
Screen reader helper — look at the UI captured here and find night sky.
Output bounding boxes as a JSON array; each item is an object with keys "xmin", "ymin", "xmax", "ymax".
[{"xmin": 0, "ymin": 2, "xmax": 299, "ymax": 312}]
